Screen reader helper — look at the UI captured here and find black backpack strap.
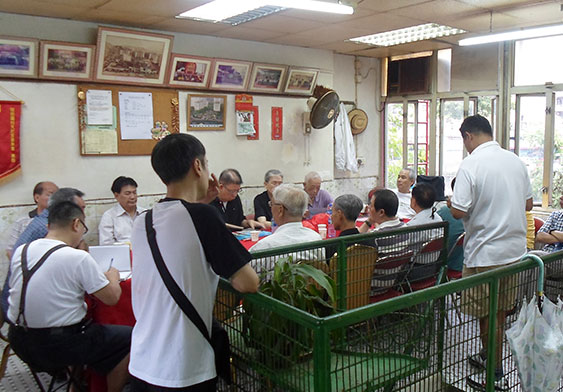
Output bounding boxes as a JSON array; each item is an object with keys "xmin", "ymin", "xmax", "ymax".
[
  {"xmin": 145, "ymin": 209, "xmax": 212, "ymax": 344},
  {"xmin": 17, "ymin": 243, "xmax": 68, "ymax": 328}
]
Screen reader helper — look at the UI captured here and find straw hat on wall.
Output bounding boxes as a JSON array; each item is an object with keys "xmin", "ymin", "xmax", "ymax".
[{"xmin": 348, "ymin": 108, "xmax": 368, "ymax": 135}]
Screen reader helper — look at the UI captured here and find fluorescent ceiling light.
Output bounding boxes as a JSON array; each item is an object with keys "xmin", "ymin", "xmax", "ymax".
[
  {"xmin": 459, "ymin": 24, "xmax": 563, "ymax": 46},
  {"xmin": 349, "ymin": 23, "xmax": 466, "ymax": 47},
  {"xmin": 177, "ymin": 0, "xmax": 353, "ymax": 23}
]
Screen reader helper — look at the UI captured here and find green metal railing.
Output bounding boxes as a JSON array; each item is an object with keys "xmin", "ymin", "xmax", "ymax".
[{"xmin": 214, "ymin": 223, "xmax": 563, "ymax": 392}]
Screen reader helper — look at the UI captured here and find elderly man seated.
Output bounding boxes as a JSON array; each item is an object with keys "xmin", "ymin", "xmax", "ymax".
[
  {"xmin": 394, "ymin": 168, "xmax": 416, "ymax": 220},
  {"xmin": 303, "ymin": 171, "xmax": 333, "ymax": 217},
  {"xmin": 406, "ymin": 183, "xmax": 442, "ymax": 227},
  {"xmin": 7, "ymin": 201, "xmax": 131, "ymax": 391},
  {"xmin": 536, "ymin": 195, "xmax": 563, "ymax": 253},
  {"xmin": 250, "ymin": 184, "xmax": 323, "ymax": 274},
  {"xmin": 326, "ymin": 194, "xmax": 374, "ymax": 258},
  {"xmin": 210, "ymin": 168, "xmax": 262, "ymax": 230},
  {"xmin": 98, "ymin": 176, "xmax": 146, "ymax": 245},
  {"xmin": 253, "ymin": 169, "xmax": 283, "ymax": 230}
]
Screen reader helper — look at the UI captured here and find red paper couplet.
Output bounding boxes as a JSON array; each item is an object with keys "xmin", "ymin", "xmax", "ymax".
[
  {"xmin": 247, "ymin": 106, "xmax": 259, "ymax": 140},
  {"xmin": 0, "ymin": 101, "xmax": 21, "ymax": 180},
  {"xmin": 271, "ymin": 107, "xmax": 283, "ymax": 140}
]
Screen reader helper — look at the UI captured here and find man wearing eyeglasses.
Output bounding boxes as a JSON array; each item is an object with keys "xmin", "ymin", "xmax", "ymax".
[{"xmin": 209, "ymin": 168, "xmax": 263, "ymax": 231}]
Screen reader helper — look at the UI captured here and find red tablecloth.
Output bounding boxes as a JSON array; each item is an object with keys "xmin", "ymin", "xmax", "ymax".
[{"xmin": 87, "ymin": 279, "xmax": 134, "ymax": 392}]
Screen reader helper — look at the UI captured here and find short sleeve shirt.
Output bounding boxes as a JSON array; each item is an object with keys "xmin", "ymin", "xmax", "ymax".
[
  {"xmin": 7, "ymin": 238, "xmax": 109, "ymax": 327},
  {"xmin": 129, "ymin": 199, "xmax": 251, "ymax": 388},
  {"xmin": 308, "ymin": 189, "xmax": 334, "ymax": 216},
  {"xmin": 451, "ymin": 141, "xmax": 532, "ymax": 267},
  {"xmin": 98, "ymin": 204, "xmax": 146, "ymax": 245}
]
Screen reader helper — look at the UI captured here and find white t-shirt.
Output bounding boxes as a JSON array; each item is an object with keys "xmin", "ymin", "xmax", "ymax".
[
  {"xmin": 7, "ymin": 238, "xmax": 108, "ymax": 328},
  {"xmin": 393, "ymin": 190, "xmax": 415, "ymax": 220},
  {"xmin": 451, "ymin": 141, "xmax": 532, "ymax": 268},
  {"xmin": 129, "ymin": 199, "xmax": 250, "ymax": 388},
  {"xmin": 98, "ymin": 203, "xmax": 146, "ymax": 245},
  {"xmin": 249, "ymin": 222, "xmax": 324, "ymax": 274}
]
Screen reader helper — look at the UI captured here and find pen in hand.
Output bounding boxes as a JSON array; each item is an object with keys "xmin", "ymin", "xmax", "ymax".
[{"xmin": 108, "ymin": 258, "xmax": 114, "ymax": 271}]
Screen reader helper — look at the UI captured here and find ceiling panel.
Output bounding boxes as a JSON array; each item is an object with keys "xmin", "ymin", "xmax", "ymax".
[
  {"xmin": 444, "ymin": 11, "xmax": 523, "ymax": 33},
  {"xmin": 359, "ymin": 0, "xmax": 434, "ymax": 12},
  {"xmin": 265, "ymin": 33, "xmax": 334, "ymax": 47},
  {"xmin": 336, "ymin": 13, "xmax": 426, "ymax": 33},
  {"xmin": 279, "ymin": 6, "xmax": 375, "ymax": 23},
  {"xmin": 147, "ymin": 18, "xmax": 230, "ymax": 35},
  {"xmin": 501, "ymin": 3, "xmax": 563, "ymax": 24},
  {"xmin": 0, "ymin": 0, "xmax": 88, "ymax": 19},
  {"xmin": 393, "ymin": 0, "xmax": 484, "ymax": 23},
  {"xmin": 73, "ymin": 9, "xmax": 165, "ymax": 27},
  {"xmin": 244, "ymin": 15, "xmax": 325, "ymax": 33},
  {"xmin": 214, "ymin": 26, "xmax": 283, "ymax": 41},
  {"xmin": 98, "ymin": 0, "xmax": 207, "ymax": 18},
  {"xmin": 316, "ymin": 41, "xmax": 373, "ymax": 54}
]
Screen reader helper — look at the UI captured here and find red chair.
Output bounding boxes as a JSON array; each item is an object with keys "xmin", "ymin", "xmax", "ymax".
[
  {"xmin": 534, "ymin": 217, "xmax": 545, "ymax": 235},
  {"xmin": 407, "ymin": 238, "xmax": 445, "ymax": 291},
  {"xmin": 369, "ymin": 251, "xmax": 414, "ymax": 303},
  {"xmin": 446, "ymin": 233, "xmax": 465, "ymax": 281}
]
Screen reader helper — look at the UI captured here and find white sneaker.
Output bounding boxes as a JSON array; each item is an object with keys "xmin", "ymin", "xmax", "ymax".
[{"xmin": 466, "ymin": 372, "xmax": 509, "ymax": 392}]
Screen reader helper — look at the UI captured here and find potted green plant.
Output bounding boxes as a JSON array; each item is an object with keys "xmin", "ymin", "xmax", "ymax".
[{"xmin": 242, "ymin": 257, "xmax": 336, "ymax": 368}]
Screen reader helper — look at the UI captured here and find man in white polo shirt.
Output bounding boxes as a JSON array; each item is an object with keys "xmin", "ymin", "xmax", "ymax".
[{"xmin": 449, "ymin": 114, "xmax": 533, "ymax": 391}]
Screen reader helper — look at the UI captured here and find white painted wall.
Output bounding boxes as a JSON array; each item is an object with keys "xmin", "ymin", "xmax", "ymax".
[{"xmin": 0, "ymin": 12, "xmax": 380, "ymax": 206}]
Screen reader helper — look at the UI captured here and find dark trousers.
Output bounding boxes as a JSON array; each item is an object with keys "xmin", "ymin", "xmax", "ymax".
[{"xmin": 130, "ymin": 376, "xmax": 217, "ymax": 392}]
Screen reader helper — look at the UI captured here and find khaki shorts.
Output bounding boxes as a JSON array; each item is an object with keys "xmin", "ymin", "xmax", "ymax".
[{"xmin": 461, "ymin": 261, "xmax": 518, "ymax": 318}]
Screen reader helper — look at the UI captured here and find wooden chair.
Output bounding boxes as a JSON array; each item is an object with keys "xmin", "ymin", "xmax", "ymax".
[{"xmin": 329, "ymin": 245, "xmax": 378, "ymax": 310}]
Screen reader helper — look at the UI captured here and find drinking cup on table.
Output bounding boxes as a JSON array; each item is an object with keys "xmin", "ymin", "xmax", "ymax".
[
  {"xmin": 250, "ymin": 230, "xmax": 260, "ymax": 242},
  {"xmin": 318, "ymin": 224, "xmax": 327, "ymax": 239}
]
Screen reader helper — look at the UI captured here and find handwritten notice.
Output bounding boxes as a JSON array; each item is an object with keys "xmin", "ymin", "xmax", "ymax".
[
  {"xmin": 118, "ymin": 92, "xmax": 154, "ymax": 140},
  {"xmin": 86, "ymin": 90, "xmax": 113, "ymax": 125}
]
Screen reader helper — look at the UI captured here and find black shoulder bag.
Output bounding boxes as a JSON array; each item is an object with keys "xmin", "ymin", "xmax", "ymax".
[{"xmin": 145, "ymin": 209, "xmax": 231, "ymax": 384}]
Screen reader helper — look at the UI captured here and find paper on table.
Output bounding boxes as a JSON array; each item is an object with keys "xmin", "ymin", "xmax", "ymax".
[
  {"xmin": 86, "ymin": 90, "xmax": 113, "ymax": 125},
  {"xmin": 118, "ymin": 92, "xmax": 154, "ymax": 140}
]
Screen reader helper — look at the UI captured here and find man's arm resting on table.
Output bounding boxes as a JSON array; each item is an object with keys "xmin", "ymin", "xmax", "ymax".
[
  {"xmin": 242, "ymin": 219, "xmax": 264, "ymax": 230},
  {"xmin": 256, "ymin": 216, "xmax": 271, "ymax": 230},
  {"xmin": 537, "ymin": 230, "xmax": 563, "ymax": 244},
  {"xmin": 230, "ymin": 264, "xmax": 259, "ymax": 293},
  {"xmin": 92, "ymin": 267, "xmax": 122, "ymax": 306}
]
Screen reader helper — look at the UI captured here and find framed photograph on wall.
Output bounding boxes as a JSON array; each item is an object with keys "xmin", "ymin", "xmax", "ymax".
[
  {"xmin": 94, "ymin": 27, "xmax": 173, "ymax": 86},
  {"xmin": 187, "ymin": 94, "xmax": 226, "ymax": 131},
  {"xmin": 39, "ymin": 41, "xmax": 94, "ymax": 80},
  {"xmin": 248, "ymin": 63, "xmax": 287, "ymax": 93},
  {"xmin": 167, "ymin": 54, "xmax": 213, "ymax": 88},
  {"xmin": 284, "ymin": 67, "xmax": 319, "ymax": 95},
  {"xmin": 210, "ymin": 59, "xmax": 252, "ymax": 91},
  {"xmin": 0, "ymin": 36, "xmax": 38, "ymax": 78}
]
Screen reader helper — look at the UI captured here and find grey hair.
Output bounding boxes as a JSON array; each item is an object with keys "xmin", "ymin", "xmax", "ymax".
[
  {"xmin": 333, "ymin": 194, "xmax": 363, "ymax": 222},
  {"xmin": 403, "ymin": 167, "xmax": 416, "ymax": 182},
  {"xmin": 273, "ymin": 184, "xmax": 308, "ymax": 217},
  {"xmin": 304, "ymin": 171, "xmax": 321, "ymax": 183},
  {"xmin": 48, "ymin": 187, "xmax": 85, "ymax": 208},
  {"xmin": 219, "ymin": 168, "xmax": 242, "ymax": 185},
  {"xmin": 264, "ymin": 169, "xmax": 283, "ymax": 183}
]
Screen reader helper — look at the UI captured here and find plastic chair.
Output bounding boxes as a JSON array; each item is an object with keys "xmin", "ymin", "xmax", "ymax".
[
  {"xmin": 533, "ymin": 217, "xmax": 545, "ymax": 234},
  {"xmin": 329, "ymin": 245, "xmax": 378, "ymax": 310}
]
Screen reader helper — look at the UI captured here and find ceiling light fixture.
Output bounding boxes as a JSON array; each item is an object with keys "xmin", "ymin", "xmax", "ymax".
[
  {"xmin": 177, "ymin": 0, "xmax": 353, "ymax": 24},
  {"xmin": 349, "ymin": 23, "xmax": 466, "ymax": 47},
  {"xmin": 459, "ymin": 24, "xmax": 563, "ymax": 46}
]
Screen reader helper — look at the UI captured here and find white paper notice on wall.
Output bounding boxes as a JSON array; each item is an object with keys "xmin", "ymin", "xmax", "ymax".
[
  {"xmin": 86, "ymin": 90, "xmax": 113, "ymax": 125},
  {"xmin": 118, "ymin": 92, "xmax": 154, "ymax": 140}
]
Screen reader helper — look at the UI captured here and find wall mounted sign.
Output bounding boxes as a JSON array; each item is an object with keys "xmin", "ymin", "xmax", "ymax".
[{"xmin": 271, "ymin": 107, "xmax": 283, "ymax": 140}]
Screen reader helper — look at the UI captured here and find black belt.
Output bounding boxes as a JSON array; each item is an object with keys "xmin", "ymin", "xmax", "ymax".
[{"xmin": 11, "ymin": 319, "xmax": 91, "ymax": 336}]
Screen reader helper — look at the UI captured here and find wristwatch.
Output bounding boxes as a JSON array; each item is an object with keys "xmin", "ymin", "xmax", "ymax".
[{"xmin": 364, "ymin": 220, "xmax": 372, "ymax": 226}]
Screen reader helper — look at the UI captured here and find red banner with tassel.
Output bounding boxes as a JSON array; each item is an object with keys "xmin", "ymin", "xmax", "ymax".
[{"xmin": 0, "ymin": 101, "xmax": 21, "ymax": 180}]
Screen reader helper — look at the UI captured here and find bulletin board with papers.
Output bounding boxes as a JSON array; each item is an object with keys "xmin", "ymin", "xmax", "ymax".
[{"xmin": 77, "ymin": 84, "xmax": 179, "ymax": 155}]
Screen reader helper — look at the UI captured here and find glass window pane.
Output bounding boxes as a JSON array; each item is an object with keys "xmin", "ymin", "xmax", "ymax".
[
  {"xmin": 515, "ymin": 35, "xmax": 563, "ymax": 86},
  {"xmin": 552, "ymin": 92, "xmax": 563, "ymax": 207},
  {"xmin": 518, "ymin": 95, "xmax": 545, "ymax": 203},
  {"xmin": 386, "ymin": 103, "xmax": 404, "ymax": 187},
  {"xmin": 509, "ymin": 94, "xmax": 516, "ymax": 152},
  {"xmin": 441, "ymin": 100, "xmax": 465, "ymax": 195}
]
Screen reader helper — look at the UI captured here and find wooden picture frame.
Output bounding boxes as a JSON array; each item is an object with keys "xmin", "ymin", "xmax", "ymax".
[
  {"xmin": 248, "ymin": 63, "xmax": 287, "ymax": 93},
  {"xmin": 187, "ymin": 94, "xmax": 226, "ymax": 131},
  {"xmin": 210, "ymin": 59, "xmax": 252, "ymax": 91},
  {"xmin": 284, "ymin": 67, "xmax": 319, "ymax": 95},
  {"xmin": 39, "ymin": 41, "xmax": 94, "ymax": 80},
  {"xmin": 0, "ymin": 36, "xmax": 38, "ymax": 78},
  {"xmin": 94, "ymin": 27, "xmax": 173, "ymax": 86},
  {"xmin": 167, "ymin": 54, "xmax": 213, "ymax": 88}
]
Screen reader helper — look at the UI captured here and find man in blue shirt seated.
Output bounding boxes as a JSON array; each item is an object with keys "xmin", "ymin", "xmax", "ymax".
[{"xmin": 437, "ymin": 178, "xmax": 464, "ymax": 272}]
